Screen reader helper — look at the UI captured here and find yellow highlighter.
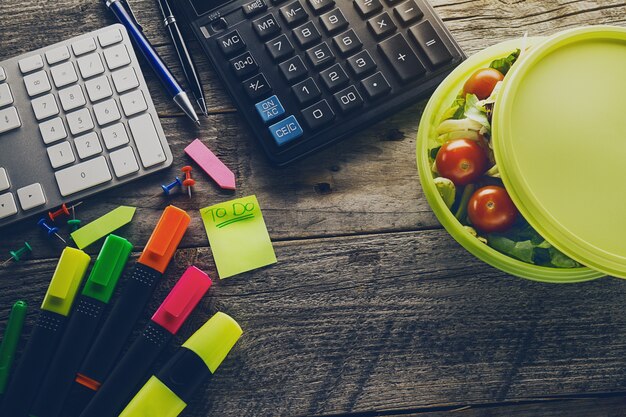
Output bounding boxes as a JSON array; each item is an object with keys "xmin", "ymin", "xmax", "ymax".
[{"xmin": 120, "ymin": 312, "xmax": 242, "ymax": 417}]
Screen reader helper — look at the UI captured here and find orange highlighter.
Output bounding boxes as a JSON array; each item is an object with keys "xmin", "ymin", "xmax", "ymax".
[{"xmin": 65, "ymin": 205, "xmax": 190, "ymax": 416}]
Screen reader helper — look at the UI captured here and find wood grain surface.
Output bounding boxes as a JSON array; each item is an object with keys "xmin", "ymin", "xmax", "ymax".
[{"xmin": 1, "ymin": 1, "xmax": 626, "ymax": 416}]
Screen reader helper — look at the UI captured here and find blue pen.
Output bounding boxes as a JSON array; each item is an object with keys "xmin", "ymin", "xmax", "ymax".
[{"xmin": 104, "ymin": 0, "xmax": 200, "ymax": 125}]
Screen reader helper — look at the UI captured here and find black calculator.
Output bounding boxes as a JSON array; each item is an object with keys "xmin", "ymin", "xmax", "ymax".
[{"xmin": 174, "ymin": 0, "xmax": 465, "ymax": 166}]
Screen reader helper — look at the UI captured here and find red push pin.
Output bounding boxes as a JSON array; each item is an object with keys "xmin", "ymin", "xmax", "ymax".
[
  {"xmin": 181, "ymin": 166, "xmax": 196, "ymax": 199},
  {"xmin": 48, "ymin": 202, "xmax": 83, "ymax": 222}
]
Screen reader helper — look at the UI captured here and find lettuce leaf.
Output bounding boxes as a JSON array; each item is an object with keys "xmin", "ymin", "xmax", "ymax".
[
  {"xmin": 464, "ymin": 94, "xmax": 490, "ymax": 133},
  {"xmin": 489, "ymin": 49, "xmax": 521, "ymax": 76}
]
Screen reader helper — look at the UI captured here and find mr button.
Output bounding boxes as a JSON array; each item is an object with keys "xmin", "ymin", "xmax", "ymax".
[{"xmin": 269, "ymin": 115, "xmax": 303, "ymax": 146}]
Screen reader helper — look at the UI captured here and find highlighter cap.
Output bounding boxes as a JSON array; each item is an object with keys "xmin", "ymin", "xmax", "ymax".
[
  {"xmin": 152, "ymin": 266, "xmax": 212, "ymax": 334},
  {"xmin": 119, "ymin": 376, "xmax": 186, "ymax": 417},
  {"xmin": 42, "ymin": 247, "xmax": 90, "ymax": 316},
  {"xmin": 182, "ymin": 312, "xmax": 242, "ymax": 373},
  {"xmin": 82, "ymin": 234, "xmax": 133, "ymax": 303},
  {"xmin": 138, "ymin": 206, "xmax": 190, "ymax": 273}
]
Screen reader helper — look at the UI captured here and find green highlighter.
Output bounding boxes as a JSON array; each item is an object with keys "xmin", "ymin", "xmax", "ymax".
[{"xmin": 0, "ymin": 300, "xmax": 28, "ymax": 397}]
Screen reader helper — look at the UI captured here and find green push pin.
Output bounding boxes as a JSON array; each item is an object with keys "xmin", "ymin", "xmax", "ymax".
[
  {"xmin": 67, "ymin": 219, "xmax": 81, "ymax": 233},
  {"xmin": 2, "ymin": 242, "xmax": 32, "ymax": 266}
]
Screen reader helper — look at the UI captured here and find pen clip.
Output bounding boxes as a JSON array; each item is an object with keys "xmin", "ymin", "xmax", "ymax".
[{"xmin": 120, "ymin": 0, "xmax": 144, "ymax": 32}]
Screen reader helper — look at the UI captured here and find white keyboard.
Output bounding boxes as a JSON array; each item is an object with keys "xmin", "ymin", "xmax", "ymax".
[{"xmin": 0, "ymin": 24, "xmax": 172, "ymax": 227}]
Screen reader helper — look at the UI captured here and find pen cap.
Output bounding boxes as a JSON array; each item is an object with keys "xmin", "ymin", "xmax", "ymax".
[
  {"xmin": 119, "ymin": 376, "xmax": 187, "ymax": 417},
  {"xmin": 42, "ymin": 247, "xmax": 91, "ymax": 316},
  {"xmin": 138, "ymin": 206, "xmax": 190, "ymax": 273},
  {"xmin": 151, "ymin": 266, "xmax": 212, "ymax": 334},
  {"xmin": 82, "ymin": 234, "xmax": 133, "ymax": 303},
  {"xmin": 0, "ymin": 300, "xmax": 27, "ymax": 394}
]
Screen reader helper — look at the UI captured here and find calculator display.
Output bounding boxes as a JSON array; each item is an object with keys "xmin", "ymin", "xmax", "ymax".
[{"xmin": 189, "ymin": 0, "xmax": 233, "ymax": 15}]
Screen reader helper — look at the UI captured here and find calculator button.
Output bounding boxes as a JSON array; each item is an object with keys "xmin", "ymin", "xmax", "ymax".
[
  {"xmin": 39, "ymin": 117, "xmax": 67, "ymax": 144},
  {"xmin": 101, "ymin": 123, "xmax": 130, "ymax": 150},
  {"xmin": 243, "ymin": 73, "xmax": 272, "ymax": 99},
  {"xmin": 93, "ymin": 98, "xmax": 122, "ymax": 126},
  {"xmin": 265, "ymin": 34, "xmax": 294, "ymax": 61},
  {"xmin": 253, "ymin": 14, "xmax": 281, "ymax": 39},
  {"xmin": 293, "ymin": 21, "xmax": 321, "ymax": 48},
  {"xmin": 292, "ymin": 77, "xmax": 321, "ymax": 105},
  {"xmin": 211, "ymin": 18, "xmax": 229, "ymax": 32},
  {"xmin": 98, "ymin": 28, "xmax": 123, "ymax": 47},
  {"xmin": 394, "ymin": 0, "xmax": 423, "ymax": 25},
  {"xmin": 306, "ymin": 42, "xmax": 334, "ymax": 68},
  {"xmin": 0, "ymin": 107, "xmax": 21, "ymax": 134},
  {"xmin": 120, "ymin": 90, "xmax": 148, "ymax": 117},
  {"xmin": 301, "ymin": 99, "xmax": 335, "ymax": 130},
  {"xmin": 0, "ymin": 84, "xmax": 14, "ymax": 108},
  {"xmin": 85, "ymin": 75, "xmax": 113, "ymax": 102},
  {"xmin": 74, "ymin": 132, "xmax": 102, "ymax": 159},
  {"xmin": 230, "ymin": 52, "xmax": 259, "ymax": 78},
  {"xmin": 128, "ymin": 113, "xmax": 167, "ymax": 168},
  {"xmin": 66, "ymin": 108, "xmax": 95, "ymax": 135},
  {"xmin": 103, "ymin": 44, "xmax": 131, "ymax": 70},
  {"xmin": 361, "ymin": 71, "xmax": 391, "ymax": 99},
  {"xmin": 255, "ymin": 95, "xmax": 285, "ymax": 123},
  {"xmin": 31, "ymin": 94, "xmax": 60, "ymax": 121},
  {"xmin": 72, "ymin": 37, "xmax": 97, "ymax": 56},
  {"xmin": 77, "ymin": 53, "xmax": 105, "ymax": 79},
  {"xmin": 333, "ymin": 85, "xmax": 363, "ymax": 113},
  {"xmin": 0, "ymin": 67, "xmax": 5, "ymax": 82},
  {"xmin": 216, "ymin": 30, "xmax": 246, "ymax": 56},
  {"xmin": 58, "ymin": 84, "xmax": 86, "ymax": 112},
  {"xmin": 307, "ymin": 0, "xmax": 334, "ymax": 13},
  {"xmin": 332, "ymin": 29, "xmax": 363, "ymax": 56},
  {"xmin": 280, "ymin": 1, "xmax": 308, "ymax": 26},
  {"xmin": 54, "ymin": 156, "xmax": 112, "ymax": 197},
  {"xmin": 319, "ymin": 8, "xmax": 348, "ymax": 34},
  {"xmin": 0, "ymin": 168, "xmax": 9, "ymax": 192},
  {"xmin": 320, "ymin": 64, "xmax": 349, "ymax": 91},
  {"xmin": 347, "ymin": 50, "xmax": 377, "ymax": 76},
  {"xmin": 354, "ymin": 0, "xmax": 382, "ymax": 17},
  {"xmin": 409, "ymin": 21, "xmax": 453, "ymax": 67},
  {"xmin": 51, "ymin": 61, "xmax": 79, "ymax": 88},
  {"xmin": 47, "ymin": 141, "xmax": 76, "ymax": 169},
  {"xmin": 269, "ymin": 115, "xmax": 303, "ymax": 146},
  {"xmin": 18, "ymin": 55, "xmax": 44, "ymax": 74},
  {"xmin": 271, "ymin": 0, "xmax": 288, "ymax": 3},
  {"xmin": 16, "ymin": 183, "xmax": 46, "ymax": 210},
  {"xmin": 279, "ymin": 56, "xmax": 308, "ymax": 83},
  {"xmin": 110, "ymin": 146, "xmax": 139, "ymax": 178},
  {"xmin": 0, "ymin": 193, "xmax": 17, "ymax": 219},
  {"xmin": 111, "ymin": 67, "xmax": 139, "ymax": 93},
  {"xmin": 46, "ymin": 46, "xmax": 71, "ymax": 65},
  {"xmin": 368, "ymin": 12, "xmax": 397, "ymax": 39},
  {"xmin": 24, "ymin": 71, "xmax": 52, "ymax": 97},
  {"xmin": 243, "ymin": 0, "xmax": 267, "ymax": 16},
  {"xmin": 379, "ymin": 33, "xmax": 426, "ymax": 82}
]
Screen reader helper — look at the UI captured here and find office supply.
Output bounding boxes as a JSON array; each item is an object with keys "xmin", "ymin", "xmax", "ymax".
[
  {"xmin": 48, "ymin": 202, "xmax": 82, "ymax": 222},
  {"xmin": 67, "ymin": 219, "xmax": 81, "ymax": 232},
  {"xmin": 0, "ymin": 24, "xmax": 173, "ymax": 230},
  {"xmin": 1, "ymin": 247, "xmax": 90, "ymax": 417},
  {"xmin": 70, "ymin": 205, "xmax": 136, "ymax": 249},
  {"xmin": 104, "ymin": 0, "xmax": 200, "ymax": 125},
  {"xmin": 184, "ymin": 139, "xmax": 236, "ymax": 190},
  {"xmin": 0, "ymin": 300, "xmax": 27, "ymax": 397},
  {"xmin": 29, "ymin": 235, "xmax": 132, "ymax": 417},
  {"xmin": 162, "ymin": 176, "xmax": 183, "ymax": 195},
  {"xmin": 66, "ymin": 205, "xmax": 190, "ymax": 415},
  {"xmin": 79, "ymin": 266, "xmax": 211, "ymax": 417},
  {"xmin": 172, "ymin": 0, "xmax": 464, "ymax": 165},
  {"xmin": 119, "ymin": 312, "xmax": 242, "ymax": 417},
  {"xmin": 2, "ymin": 242, "xmax": 32, "ymax": 265},
  {"xmin": 181, "ymin": 166, "xmax": 195, "ymax": 198},
  {"xmin": 38, "ymin": 218, "xmax": 67, "ymax": 244},
  {"xmin": 201, "ymin": 195, "xmax": 276, "ymax": 278},
  {"xmin": 157, "ymin": 0, "xmax": 208, "ymax": 116}
]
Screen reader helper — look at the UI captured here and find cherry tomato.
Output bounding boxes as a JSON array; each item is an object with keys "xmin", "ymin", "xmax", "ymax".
[
  {"xmin": 435, "ymin": 139, "xmax": 488, "ymax": 186},
  {"xmin": 463, "ymin": 68, "xmax": 504, "ymax": 100},
  {"xmin": 468, "ymin": 186, "xmax": 518, "ymax": 233}
]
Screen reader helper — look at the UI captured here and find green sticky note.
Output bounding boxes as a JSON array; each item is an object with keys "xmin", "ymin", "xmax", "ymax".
[
  {"xmin": 71, "ymin": 206, "xmax": 136, "ymax": 249},
  {"xmin": 200, "ymin": 195, "xmax": 276, "ymax": 279}
]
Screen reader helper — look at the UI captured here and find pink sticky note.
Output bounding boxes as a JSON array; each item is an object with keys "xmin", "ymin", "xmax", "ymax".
[{"xmin": 184, "ymin": 139, "xmax": 236, "ymax": 190}]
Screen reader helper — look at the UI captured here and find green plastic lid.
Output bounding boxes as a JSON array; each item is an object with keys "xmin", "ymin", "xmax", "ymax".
[{"xmin": 493, "ymin": 26, "xmax": 626, "ymax": 278}]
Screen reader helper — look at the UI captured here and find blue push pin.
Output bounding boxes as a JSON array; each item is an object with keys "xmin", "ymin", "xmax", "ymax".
[
  {"xmin": 38, "ymin": 218, "xmax": 66, "ymax": 244},
  {"xmin": 161, "ymin": 177, "xmax": 182, "ymax": 196}
]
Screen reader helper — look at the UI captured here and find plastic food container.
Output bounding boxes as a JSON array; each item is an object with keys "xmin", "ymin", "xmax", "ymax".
[{"xmin": 417, "ymin": 26, "xmax": 626, "ymax": 283}]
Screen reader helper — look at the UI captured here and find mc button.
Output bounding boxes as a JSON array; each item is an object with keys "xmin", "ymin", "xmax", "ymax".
[{"xmin": 216, "ymin": 30, "xmax": 246, "ymax": 56}]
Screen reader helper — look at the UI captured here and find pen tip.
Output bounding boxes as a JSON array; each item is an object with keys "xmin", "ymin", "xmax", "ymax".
[{"xmin": 195, "ymin": 119, "xmax": 201, "ymax": 126}]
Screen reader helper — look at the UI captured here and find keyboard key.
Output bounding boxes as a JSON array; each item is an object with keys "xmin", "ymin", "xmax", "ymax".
[
  {"xmin": 269, "ymin": 115, "xmax": 303, "ymax": 146},
  {"xmin": 243, "ymin": 73, "xmax": 272, "ymax": 100},
  {"xmin": 0, "ymin": 84, "xmax": 14, "ymax": 108},
  {"xmin": 101, "ymin": 123, "xmax": 130, "ymax": 150},
  {"xmin": 293, "ymin": 21, "xmax": 321, "ymax": 48},
  {"xmin": 46, "ymin": 46, "xmax": 71, "ymax": 65},
  {"xmin": 292, "ymin": 77, "xmax": 321, "ymax": 104},
  {"xmin": 332, "ymin": 29, "xmax": 363, "ymax": 56},
  {"xmin": 74, "ymin": 131, "xmax": 102, "ymax": 159},
  {"xmin": 301, "ymin": 99, "xmax": 335, "ymax": 130},
  {"xmin": 58, "ymin": 84, "xmax": 87, "ymax": 112},
  {"xmin": 347, "ymin": 50, "xmax": 377, "ymax": 76},
  {"xmin": 18, "ymin": 55, "xmax": 44, "ymax": 74},
  {"xmin": 66, "ymin": 108, "xmax": 94, "ymax": 135},
  {"xmin": 0, "ymin": 193, "xmax": 17, "ymax": 219},
  {"xmin": 216, "ymin": 31, "xmax": 246, "ymax": 56},
  {"xmin": 243, "ymin": 0, "xmax": 267, "ymax": 16},
  {"xmin": 31, "ymin": 94, "xmax": 60, "ymax": 121},
  {"xmin": 51, "ymin": 61, "xmax": 79, "ymax": 88},
  {"xmin": 333, "ymin": 85, "xmax": 364, "ymax": 113},
  {"xmin": 85, "ymin": 75, "xmax": 113, "ymax": 102},
  {"xmin": 72, "ymin": 37, "xmax": 97, "ymax": 56},
  {"xmin": 110, "ymin": 146, "xmax": 139, "ymax": 178},
  {"xmin": 0, "ymin": 168, "xmax": 9, "ymax": 191},
  {"xmin": 378, "ymin": 33, "xmax": 426, "ymax": 82},
  {"xmin": 16, "ymin": 183, "xmax": 46, "ymax": 210},
  {"xmin": 320, "ymin": 63, "xmax": 349, "ymax": 91},
  {"xmin": 120, "ymin": 89, "xmax": 148, "ymax": 117},
  {"xmin": 54, "ymin": 156, "xmax": 112, "ymax": 197},
  {"xmin": 111, "ymin": 67, "xmax": 139, "ymax": 93},
  {"xmin": 280, "ymin": 1, "xmax": 308, "ymax": 26},
  {"xmin": 39, "ymin": 117, "xmax": 67, "ymax": 144},
  {"xmin": 47, "ymin": 141, "xmax": 76, "ymax": 169},
  {"xmin": 128, "ymin": 113, "xmax": 167, "ymax": 168},
  {"xmin": 409, "ymin": 21, "xmax": 453, "ymax": 67},
  {"xmin": 368, "ymin": 12, "xmax": 396, "ymax": 38},
  {"xmin": 230, "ymin": 52, "xmax": 259, "ymax": 79},
  {"xmin": 0, "ymin": 67, "xmax": 5, "ymax": 82},
  {"xmin": 265, "ymin": 34, "xmax": 294, "ymax": 61},
  {"xmin": 354, "ymin": 0, "xmax": 382, "ymax": 17},
  {"xmin": 93, "ymin": 98, "xmax": 122, "ymax": 126},
  {"xmin": 361, "ymin": 71, "xmax": 391, "ymax": 99},
  {"xmin": 279, "ymin": 56, "xmax": 308, "ymax": 82},
  {"xmin": 103, "ymin": 44, "xmax": 131, "ymax": 70},
  {"xmin": 319, "ymin": 8, "xmax": 348, "ymax": 34},
  {"xmin": 98, "ymin": 28, "xmax": 123, "ymax": 47},
  {"xmin": 0, "ymin": 107, "xmax": 21, "ymax": 134},
  {"xmin": 253, "ymin": 14, "xmax": 281, "ymax": 39},
  {"xmin": 306, "ymin": 42, "xmax": 334, "ymax": 68},
  {"xmin": 24, "ymin": 71, "xmax": 52, "ymax": 97},
  {"xmin": 77, "ymin": 52, "xmax": 105, "ymax": 79},
  {"xmin": 307, "ymin": 0, "xmax": 334, "ymax": 12},
  {"xmin": 255, "ymin": 95, "xmax": 285, "ymax": 123},
  {"xmin": 394, "ymin": 0, "xmax": 423, "ymax": 25}
]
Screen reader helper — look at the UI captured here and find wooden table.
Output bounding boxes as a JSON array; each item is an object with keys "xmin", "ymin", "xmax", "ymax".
[{"xmin": 2, "ymin": 1, "xmax": 626, "ymax": 416}]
